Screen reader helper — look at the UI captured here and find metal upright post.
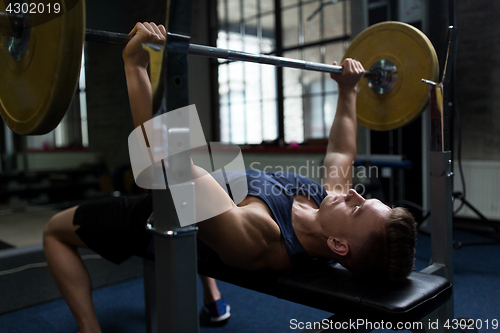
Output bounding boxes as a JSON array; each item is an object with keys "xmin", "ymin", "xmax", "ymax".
[
  {"xmin": 420, "ymin": 26, "xmax": 457, "ymax": 329},
  {"xmin": 146, "ymin": 1, "xmax": 199, "ymax": 332},
  {"xmin": 420, "ymin": 82, "xmax": 454, "ymax": 324}
]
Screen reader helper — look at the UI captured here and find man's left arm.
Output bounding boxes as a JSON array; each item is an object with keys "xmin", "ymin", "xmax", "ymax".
[{"xmin": 322, "ymin": 59, "xmax": 365, "ymax": 194}]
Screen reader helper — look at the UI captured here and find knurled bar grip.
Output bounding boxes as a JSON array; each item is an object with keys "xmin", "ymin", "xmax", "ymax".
[{"xmin": 84, "ymin": 29, "xmax": 377, "ymax": 78}]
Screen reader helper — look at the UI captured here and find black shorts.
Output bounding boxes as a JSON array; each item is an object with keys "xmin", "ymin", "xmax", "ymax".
[
  {"xmin": 73, "ymin": 192, "xmax": 225, "ymax": 267},
  {"xmin": 74, "ymin": 193, "xmax": 154, "ymax": 264}
]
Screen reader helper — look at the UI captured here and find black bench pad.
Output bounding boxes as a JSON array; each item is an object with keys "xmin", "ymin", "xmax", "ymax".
[{"xmin": 198, "ymin": 261, "xmax": 452, "ymax": 324}]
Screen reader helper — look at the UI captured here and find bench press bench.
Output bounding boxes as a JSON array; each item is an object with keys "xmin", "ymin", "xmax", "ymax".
[
  {"xmin": 198, "ymin": 261, "xmax": 452, "ymax": 326},
  {"xmin": 144, "ymin": 258, "xmax": 452, "ymax": 332}
]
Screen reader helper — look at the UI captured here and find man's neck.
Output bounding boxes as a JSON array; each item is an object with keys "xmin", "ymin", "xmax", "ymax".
[{"xmin": 292, "ymin": 200, "xmax": 333, "ymax": 259}]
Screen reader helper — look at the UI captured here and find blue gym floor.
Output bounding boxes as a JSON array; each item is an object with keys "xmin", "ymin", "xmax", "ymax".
[{"xmin": 0, "ymin": 229, "xmax": 499, "ymax": 333}]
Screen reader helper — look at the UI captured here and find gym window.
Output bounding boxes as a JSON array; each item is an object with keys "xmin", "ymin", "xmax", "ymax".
[
  {"xmin": 26, "ymin": 52, "xmax": 89, "ymax": 150},
  {"xmin": 216, "ymin": 0, "xmax": 351, "ymax": 145}
]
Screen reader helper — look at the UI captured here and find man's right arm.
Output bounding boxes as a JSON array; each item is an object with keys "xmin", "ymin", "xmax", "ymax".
[{"xmin": 122, "ymin": 22, "xmax": 166, "ymax": 128}]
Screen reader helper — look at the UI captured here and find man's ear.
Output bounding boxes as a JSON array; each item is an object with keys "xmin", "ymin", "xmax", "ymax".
[{"xmin": 327, "ymin": 237, "xmax": 349, "ymax": 256}]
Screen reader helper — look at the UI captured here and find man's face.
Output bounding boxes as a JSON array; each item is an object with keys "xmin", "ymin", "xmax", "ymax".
[{"xmin": 319, "ymin": 189, "xmax": 392, "ymax": 250}]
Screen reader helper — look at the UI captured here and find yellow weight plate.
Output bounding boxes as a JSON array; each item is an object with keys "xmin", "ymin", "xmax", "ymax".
[
  {"xmin": 344, "ymin": 21, "xmax": 439, "ymax": 131},
  {"xmin": 0, "ymin": 0, "xmax": 86, "ymax": 135}
]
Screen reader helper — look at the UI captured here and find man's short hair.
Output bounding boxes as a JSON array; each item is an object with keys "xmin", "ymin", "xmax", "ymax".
[{"xmin": 345, "ymin": 207, "xmax": 417, "ymax": 282}]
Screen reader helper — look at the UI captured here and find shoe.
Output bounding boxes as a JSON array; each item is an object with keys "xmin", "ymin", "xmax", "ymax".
[{"xmin": 203, "ymin": 298, "xmax": 231, "ymax": 322}]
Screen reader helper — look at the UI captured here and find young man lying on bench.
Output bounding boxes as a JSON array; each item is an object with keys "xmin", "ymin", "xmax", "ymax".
[{"xmin": 42, "ymin": 22, "xmax": 417, "ymax": 333}]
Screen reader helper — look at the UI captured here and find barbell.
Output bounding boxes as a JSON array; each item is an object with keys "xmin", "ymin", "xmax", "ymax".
[{"xmin": 0, "ymin": 1, "xmax": 438, "ymax": 135}]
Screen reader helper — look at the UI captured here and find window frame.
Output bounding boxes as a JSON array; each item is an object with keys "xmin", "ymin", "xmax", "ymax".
[{"xmin": 213, "ymin": 0, "xmax": 352, "ymax": 147}]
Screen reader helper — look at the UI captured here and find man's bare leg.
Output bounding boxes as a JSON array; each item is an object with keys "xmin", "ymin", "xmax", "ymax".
[
  {"xmin": 199, "ymin": 275, "xmax": 222, "ymax": 304},
  {"xmin": 199, "ymin": 274, "xmax": 230, "ymax": 322},
  {"xmin": 44, "ymin": 207, "xmax": 229, "ymax": 330},
  {"xmin": 43, "ymin": 207, "xmax": 101, "ymax": 333}
]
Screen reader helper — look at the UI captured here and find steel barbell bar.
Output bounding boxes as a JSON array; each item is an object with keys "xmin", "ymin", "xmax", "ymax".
[{"xmin": 0, "ymin": 11, "xmax": 380, "ymax": 80}]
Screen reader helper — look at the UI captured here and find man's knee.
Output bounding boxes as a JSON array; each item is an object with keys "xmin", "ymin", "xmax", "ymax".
[
  {"xmin": 43, "ymin": 207, "xmax": 78, "ymax": 245},
  {"xmin": 43, "ymin": 214, "xmax": 60, "ymax": 244}
]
